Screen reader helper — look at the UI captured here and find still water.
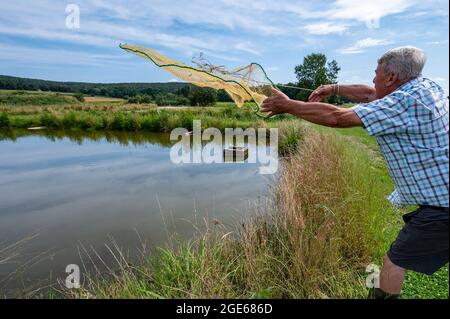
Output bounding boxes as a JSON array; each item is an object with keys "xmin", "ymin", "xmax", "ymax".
[{"xmin": 0, "ymin": 130, "xmax": 273, "ymax": 295}]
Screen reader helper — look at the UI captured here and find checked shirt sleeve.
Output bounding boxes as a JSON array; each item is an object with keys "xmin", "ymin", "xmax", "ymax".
[{"xmin": 351, "ymin": 93, "xmax": 411, "ymax": 136}]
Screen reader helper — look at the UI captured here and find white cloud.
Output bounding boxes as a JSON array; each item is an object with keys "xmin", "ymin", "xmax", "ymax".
[
  {"xmin": 326, "ymin": 0, "xmax": 416, "ymax": 26},
  {"xmin": 233, "ymin": 42, "xmax": 261, "ymax": 56},
  {"xmin": 0, "ymin": 0, "xmax": 447, "ymax": 84},
  {"xmin": 303, "ymin": 22, "xmax": 349, "ymax": 35},
  {"xmin": 0, "ymin": 0, "xmax": 265, "ymax": 58},
  {"xmin": 427, "ymin": 40, "xmax": 449, "ymax": 45},
  {"xmin": 431, "ymin": 77, "xmax": 448, "ymax": 83},
  {"xmin": 0, "ymin": 0, "xmax": 438, "ymax": 58},
  {"xmin": 338, "ymin": 37, "xmax": 394, "ymax": 54},
  {"xmin": 117, "ymin": 0, "xmax": 286, "ymax": 35},
  {"xmin": 0, "ymin": 43, "xmax": 127, "ymax": 67}
]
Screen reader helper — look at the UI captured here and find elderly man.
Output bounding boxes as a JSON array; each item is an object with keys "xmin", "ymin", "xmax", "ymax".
[{"xmin": 261, "ymin": 46, "xmax": 449, "ymax": 299}]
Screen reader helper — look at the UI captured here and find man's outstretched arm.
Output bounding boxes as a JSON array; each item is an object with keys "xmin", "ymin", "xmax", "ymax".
[
  {"xmin": 261, "ymin": 88, "xmax": 363, "ymax": 128},
  {"xmin": 309, "ymin": 84, "xmax": 376, "ymax": 103}
]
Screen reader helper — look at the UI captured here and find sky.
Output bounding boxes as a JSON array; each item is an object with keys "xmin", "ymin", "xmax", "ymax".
[{"xmin": 0, "ymin": 0, "xmax": 448, "ymax": 92}]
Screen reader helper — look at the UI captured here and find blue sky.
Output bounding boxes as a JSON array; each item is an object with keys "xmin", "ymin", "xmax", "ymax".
[{"xmin": 0, "ymin": 0, "xmax": 448, "ymax": 92}]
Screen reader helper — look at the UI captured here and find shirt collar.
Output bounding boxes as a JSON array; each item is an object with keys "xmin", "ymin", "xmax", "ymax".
[{"xmin": 395, "ymin": 77, "xmax": 422, "ymax": 93}]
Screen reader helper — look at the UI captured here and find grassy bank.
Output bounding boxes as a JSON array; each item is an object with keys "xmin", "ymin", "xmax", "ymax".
[
  {"xmin": 0, "ymin": 91, "xmax": 280, "ymax": 132},
  {"xmin": 0, "ymin": 104, "xmax": 296, "ymax": 135},
  {"xmin": 60, "ymin": 123, "xmax": 449, "ymax": 299}
]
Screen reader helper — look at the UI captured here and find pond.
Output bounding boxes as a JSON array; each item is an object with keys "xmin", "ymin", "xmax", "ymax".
[{"xmin": 0, "ymin": 130, "xmax": 274, "ymax": 296}]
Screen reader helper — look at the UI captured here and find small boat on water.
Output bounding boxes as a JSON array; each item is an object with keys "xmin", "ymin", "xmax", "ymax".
[
  {"xmin": 223, "ymin": 146, "xmax": 248, "ymax": 160},
  {"xmin": 27, "ymin": 126, "xmax": 46, "ymax": 130}
]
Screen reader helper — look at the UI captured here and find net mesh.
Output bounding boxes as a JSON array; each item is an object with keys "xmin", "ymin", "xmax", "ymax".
[{"xmin": 119, "ymin": 44, "xmax": 275, "ymax": 111}]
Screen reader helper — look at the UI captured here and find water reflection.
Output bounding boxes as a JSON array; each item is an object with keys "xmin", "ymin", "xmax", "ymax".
[
  {"xmin": 0, "ymin": 129, "xmax": 173, "ymax": 147},
  {"xmin": 0, "ymin": 129, "xmax": 272, "ymax": 296}
]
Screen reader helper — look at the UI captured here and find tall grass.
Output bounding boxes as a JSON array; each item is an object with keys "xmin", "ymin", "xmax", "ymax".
[
  {"xmin": 2, "ymin": 107, "xmax": 285, "ymax": 133},
  {"xmin": 64, "ymin": 127, "xmax": 401, "ymax": 299}
]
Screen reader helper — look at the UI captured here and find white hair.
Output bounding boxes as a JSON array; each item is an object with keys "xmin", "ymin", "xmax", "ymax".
[{"xmin": 378, "ymin": 46, "xmax": 427, "ymax": 82}]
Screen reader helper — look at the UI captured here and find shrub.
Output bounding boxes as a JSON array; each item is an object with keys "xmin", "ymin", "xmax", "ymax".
[
  {"xmin": 62, "ymin": 111, "xmax": 77, "ymax": 127},
  {"xmin": 112, "ymin": 113, "xmax": 126, "ymax": 130},
  {"xmin": 141, "ymin": 113, "xmax": 162, "ymax": 131},
  {"xmin": 73, "ymin": 92, "xmax": 85, "ymax": 102},
  {"xmin": 0, "ymin": 112, "xmax": 9, "ymax": 128},
  {"xmin": 127, "ymin": 96, "xmax": 140, "ymax": 104},
  {"xmin": 39, "ymin": 112, "xmax": 61, "ymax": 128}
]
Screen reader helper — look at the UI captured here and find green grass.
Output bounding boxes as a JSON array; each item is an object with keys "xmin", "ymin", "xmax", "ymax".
[
  {"xmin": 0, "ymin": 89, "xmax": 72, "ymax": 95},
  {"xmin": 0, "ymin": 90, "xmax": 79, "ymax": 106},
  {"xmin": 402, "ymin": 265, "xmax": 449, "ymax": 299},
  {"xmin": 0, "ymin": 104, "xmax": 294, "ymax": 132},
  {"xmin": 215, "ymin": 101, "xmax": 256, "ymax": 108}
]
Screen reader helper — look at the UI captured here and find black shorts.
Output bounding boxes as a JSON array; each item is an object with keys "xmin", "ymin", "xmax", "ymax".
[{"xmin": 387, "ymin": 205, "xmax": 449, "ymax": 275}]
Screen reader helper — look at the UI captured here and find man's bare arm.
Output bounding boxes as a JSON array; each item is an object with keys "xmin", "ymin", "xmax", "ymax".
[
  {"xmin": 284, "ymin": 100, "xmax": 362, "ymax": 128},
  {"xmin": 261, "ymin": 88, "xmax": 362, "ymax": 128},
  {"xmin": 309, "ymin": 84, "xmax": 376, "ymax": 103}
]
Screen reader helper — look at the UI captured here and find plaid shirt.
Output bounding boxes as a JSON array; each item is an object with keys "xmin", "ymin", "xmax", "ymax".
[{"xmin": 352, "ymin": 77, "xmax": 449, "ymax": 207}]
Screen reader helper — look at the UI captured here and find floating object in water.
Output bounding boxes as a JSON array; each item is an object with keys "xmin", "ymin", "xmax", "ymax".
[
  {"xmin": 224, "ymin": 146, "xmax": 249, "ymax": 162},
  {"xmin": 27, "ymin": 126, "xmax": 46, "ymax": 130}
]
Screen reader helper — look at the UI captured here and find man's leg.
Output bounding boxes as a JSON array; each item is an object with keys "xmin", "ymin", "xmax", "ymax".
[
  {"xmin": 368, "ymin": 255, "xmax": 406, "ymax": 299},
  {"xmin": 368, "ymin": 255, "xmax": 405, "ymax": 299},
  {"xmin": 380, "ymin": 255, "xmax": 406, "ymax": 294},
  {"xmin": 368, "ymin": 206, "xmax": 448, "ymax": 299}
]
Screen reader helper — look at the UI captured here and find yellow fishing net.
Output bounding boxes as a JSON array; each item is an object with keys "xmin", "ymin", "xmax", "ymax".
[{"xmin": 119, "ymin": 44, "xmax": 275, "ymax": 114}]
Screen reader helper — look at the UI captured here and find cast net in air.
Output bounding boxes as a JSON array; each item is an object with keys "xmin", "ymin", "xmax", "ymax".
[{"xmin": 119, "ymin": 44, "xmax": 276, "ymax": 116}]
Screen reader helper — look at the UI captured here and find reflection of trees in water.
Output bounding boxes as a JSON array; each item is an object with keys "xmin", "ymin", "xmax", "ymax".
[
  {"xmin": 0, "ymin": 130, "xmax": 18, "ymax": 142},
  {"xmin": 0, "ymin": 129, "xmax": 265, "ymax": 148},
  {"xmin": 0, "ymin": 129, "xmax": 173, "ymax": 147}
]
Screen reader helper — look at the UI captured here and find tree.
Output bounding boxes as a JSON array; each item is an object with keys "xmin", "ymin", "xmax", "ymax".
[
  {"xmin": 188, "ymin": 86, "xmax": 217, "ymax": 106},
  {"xmin": 294, "ymin": 53, "xmax": 341, "ymax": 102},
  {"xmin": 217, "ymin": 89, "xmax": 233, "ymax": 102},
  {"xmin": 128, "ymin": 94, "xmax": 152, "ymax": 104},
  {"xmin": 176, "ymin": 85, "xmax": 191, "ymax": 98},
  {"xmin": 278, "ymin": 82, "xmax": 298, "ymax": 100}
]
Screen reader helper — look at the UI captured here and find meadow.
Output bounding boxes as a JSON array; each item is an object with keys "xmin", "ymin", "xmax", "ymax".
[{"xmin": 0, "ymin": 90, "xmax": 447, "ymax": 299}]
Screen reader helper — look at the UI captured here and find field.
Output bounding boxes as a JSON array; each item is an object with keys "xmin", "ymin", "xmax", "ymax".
[
  {"xmin": 0, "ymin": 90, "xmax": 80, "ymax": 106},
  {"xmin": 83, "ymin": 96, "xmax": 125, "ymax": 103},
  {"xmin": 0, "ymin": 89, "xmax": 447, "ymax": 299}
]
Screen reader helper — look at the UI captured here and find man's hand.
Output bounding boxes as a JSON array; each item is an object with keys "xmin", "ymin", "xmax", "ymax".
[
  {"xmin": 308, "ymin": 84, "xmax": 334, "ymax": 102},
  {"xmin": 261, "ymin": 88, "xmax": 292, "ymax": 116}
]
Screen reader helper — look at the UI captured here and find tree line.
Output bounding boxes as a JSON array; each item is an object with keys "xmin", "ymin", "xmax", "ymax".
[{"xmin": 0, "ymin": 52, "xmax": 344, "ymax": 106}]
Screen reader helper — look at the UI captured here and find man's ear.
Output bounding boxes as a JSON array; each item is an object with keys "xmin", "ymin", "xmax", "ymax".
[{"xmin": 384, "ymin": 72, "xmax": 398, "ymax": 87}]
